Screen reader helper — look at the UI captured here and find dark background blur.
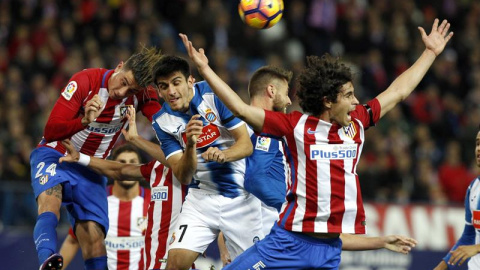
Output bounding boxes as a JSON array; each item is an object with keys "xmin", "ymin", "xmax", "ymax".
[{"xmin": 0, "ymin": 0, "xmax": 478, "ymax": 269}]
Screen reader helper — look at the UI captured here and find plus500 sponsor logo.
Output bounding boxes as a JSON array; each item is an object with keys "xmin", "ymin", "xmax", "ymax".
[
  {"xmin": 151, "ymin": 186, "xmax": 168, "ymax": 201},
  {"xmin": 310, "ymin": 144, "xmax": 357, "ymax": 160},
  {"xmin": 86, "ymin": 124, "xmax": 122, "ymax": 134},
  {"xmin": 105, "ymin": 237, "xmax": 144, "ymax": 250}
]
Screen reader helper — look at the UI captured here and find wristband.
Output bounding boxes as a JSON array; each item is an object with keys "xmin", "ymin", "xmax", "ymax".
[{"xmin": 77, "ymin": 153, "xmax": 91, "ymax": 166}]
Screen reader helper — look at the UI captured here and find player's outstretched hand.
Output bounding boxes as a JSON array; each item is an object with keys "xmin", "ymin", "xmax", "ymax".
[
  {"xmin": 447, "ymin": 245, "xmax": 480, "ymax": 266},
  {"xmin": 383, "ymin": 235, "xmax": 417, "ymax": 254},
  {"xmin": 59, "ymin": 139, "xmax": 80, "ymax": 163},
  {"xmin": 179, "ymin": 33, "xmax": 209, "ymax": 71},
  {"xmin": 82, "ymin": 94, "xmax": 104, "ymax": 125},
  {"xmin": 418, "ymin": 18, "xmax": 454, "ymax": 57},
  {"xmin": 186, "ymin": 114, "xmax": 203, "ymax": 147},
  {"xmin": 202, "ymin": 147, "xmax": 226, "ymax": 163},
  {"xmin": 121, "ymin": 105, "xmax": 139, "ymax": 142}
]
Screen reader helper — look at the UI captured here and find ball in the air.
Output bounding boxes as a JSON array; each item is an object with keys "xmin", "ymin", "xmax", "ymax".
[{"xmin": 238, "ymin": 0, "xmax": 284, "ymax": 29}]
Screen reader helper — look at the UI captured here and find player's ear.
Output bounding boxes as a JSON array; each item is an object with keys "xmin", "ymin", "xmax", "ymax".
[
  {"xmin": 187, "ymin": 75, "xmax": 195, "ymax": 87},
  {"xmin": 266, "ymin": 84, "xmax": 275, "ymax": 98},
  {"xmin": 115, "ymin": 61, "xmax": 125, "ymax": 72},
  {"xmin": 323, "ymin": 96, "xmax": 332, "ymax": 109}
]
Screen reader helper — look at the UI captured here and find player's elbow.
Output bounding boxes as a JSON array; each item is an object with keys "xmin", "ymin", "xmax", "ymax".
[
  {"xmin": 245, "ymin": 142, "xmax": 253, "ymax": 156},
  {"xmin": 43, "ymin": 131, "xmax": 58, "ymax": 143},
  {"xmin": 176, "ymin": 175, "xmax": 192, "ymax": 185}
]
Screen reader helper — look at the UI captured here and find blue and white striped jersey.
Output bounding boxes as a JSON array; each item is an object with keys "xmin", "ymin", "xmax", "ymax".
[
  {"xmin": 152, "ymin": 81, "xmax": 247, "ymax": 198},
  {"xmin": 444, "ymin": 177, "xmax": 480, "ymax": 269}
]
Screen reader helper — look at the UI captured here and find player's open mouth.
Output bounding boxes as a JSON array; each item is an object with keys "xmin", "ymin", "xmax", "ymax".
[{"xmin": 170, "ymin": 98, "xmax": 179, "ymax": 103}]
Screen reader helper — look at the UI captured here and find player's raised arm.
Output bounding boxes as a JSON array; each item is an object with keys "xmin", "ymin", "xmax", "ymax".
[
  {"xmin": 375, "ymin": 18, "xmax": 453, "ymax": 119},
  {"xmin": 122, "ymin": 106, "xmax": 168, "ymax": 165},
  {"xmin": 179, "ymin": 33, "xmax": 265, "ymax": 133},
  {"xmin": 59, "ymin": 140, "xmax": 144, "ymax": 181}
]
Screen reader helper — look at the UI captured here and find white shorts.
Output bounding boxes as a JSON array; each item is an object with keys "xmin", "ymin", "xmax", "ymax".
[
  {"xmin": 260, "ymin": 202, "xmax": 279, "ymax": 236},
  {"xmin": 168, "ymin": 189, "xmax": 264, "ymax": 259}
]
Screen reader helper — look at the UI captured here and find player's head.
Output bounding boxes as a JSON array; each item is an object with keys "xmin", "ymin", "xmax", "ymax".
[
  {"xmin": 111, "ymin": 144, "xmax": 143, "ymax": 189},
  {"xmin": 249, "ymin": 66, "xmax": 293, "ymax": 113},
  {"xmin": 153, "ymin": 55, "xmax": 194, "ymax": 113},
  {"xmin": 297, "ymin": 54, "xmax": 359, "ymax": 126},
  {"xmin": 109, "ymin": 46, "xmax": 162, "ymax": 100}
]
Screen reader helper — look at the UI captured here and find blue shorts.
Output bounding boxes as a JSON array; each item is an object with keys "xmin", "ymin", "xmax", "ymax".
[
  {"xmin": 30, "ymin": 147, "xmax": 109, "ymax": 233},
  {"xmin": 223, "ymin": 223, "xmax": 342, "ymax": 270}
]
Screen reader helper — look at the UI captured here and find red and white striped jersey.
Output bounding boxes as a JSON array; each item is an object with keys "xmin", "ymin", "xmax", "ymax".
[
  {"xmin": 141, "ymin": 160, "xmax": 187, "ymax": 270},
  {"xmin": 105, "ymin": 185, "xmax": 150, "ymax": 270},
  {"xmin": 262, "ymin": 99, "xmax": 381, "ymax": 234},
  {"xmin": 38, "ymin": 68, "xmax": 160, "ymax": 158}
]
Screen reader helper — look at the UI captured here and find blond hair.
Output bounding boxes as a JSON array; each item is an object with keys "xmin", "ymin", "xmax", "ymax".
[{"xmin": 124, "ymin": 46, "xmax": 162, "ymax": 88}]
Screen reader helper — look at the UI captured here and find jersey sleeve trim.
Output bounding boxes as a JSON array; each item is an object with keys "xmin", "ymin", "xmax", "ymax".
[{"xmin": 165, "ymin": 149, "xmax": 183, "ymax": 160}]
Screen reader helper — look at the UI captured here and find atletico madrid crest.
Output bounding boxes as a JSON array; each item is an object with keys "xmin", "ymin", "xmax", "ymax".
[{"xmin": 343, "ymin": 121, "xmax": 357, "ymax": 138}]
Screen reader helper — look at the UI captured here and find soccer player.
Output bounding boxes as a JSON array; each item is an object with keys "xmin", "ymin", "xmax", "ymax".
[
  {"xmin": 218, "ymin": 65, "xmax": 417, "ymax": 266},
  {"xmin": 151, "ymin": 55, "xmax": 263, "ymax": 270},
  {"xmin": 180, "ymin": 17, "xmax": 452, "ymax": 269},
  {"xmin": 59, "ymin": 144, "xmax": 151, "ymax": 270},
  {"xmin": 58, "ymin": 107, "xmax": 188, "ymax": 270},
  {"xmin": 30, "ymin": 47, "xmax": 162, "ymax": 270},
  {"xmin": 433, "ymin": 129, "xmax": 480, "ymax": 269},
  {"xmin": 242, "ymin": 66, "xmax": 292, "ymax": 236}
]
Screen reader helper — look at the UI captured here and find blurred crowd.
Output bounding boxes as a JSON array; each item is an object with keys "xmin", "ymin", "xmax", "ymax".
[{"xmin": 1, "ymin": 0, "xmax": 480, "ymax": 226}]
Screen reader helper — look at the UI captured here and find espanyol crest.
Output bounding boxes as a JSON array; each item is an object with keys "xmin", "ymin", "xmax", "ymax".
[{"xmin": 205, "ymin": 108, "xmax": 217, "ymax": 122}]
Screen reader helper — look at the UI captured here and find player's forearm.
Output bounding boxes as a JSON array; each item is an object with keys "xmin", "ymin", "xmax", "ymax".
[
  {"xmin": 172, "ymin": 146, "xmax": 196, "ymax": 185},
  {"xmin": 390, "ymin": 49, "xmax": 435, "ymax": 99},
  {"xmin": 129, "ymin": 136, "xmax": 168, "ymax": 165},
  {"xmin": 198, "ymin": 65, "xmax": 264, "ymax": 131},
  {"xmin": 222, "ymin": 138, "xmax": 253, "ymax": 162},
  {"xmin": 377, "ymin": 49, "xmax": 436, "ymax": 118},
  {"xmin": 198, "ymin": 65, "xmax": 248, "ymax": 116},
  {"xmin": 340, "ymin": 234, "xmax": 384, "ymax": 251},
  {"xmin": 87, "ymin": 158, "xmax": 143, "ymax": 181},
  {"xmin": 433, "ymin": 260, "xmax": 448, "ymax": 270}
]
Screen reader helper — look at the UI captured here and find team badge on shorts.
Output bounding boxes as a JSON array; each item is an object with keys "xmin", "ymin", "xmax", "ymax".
[
  {"xmin": 169, "ymin": 232, "xmax": 176, "ymax": 245},
  {"xmin": 62, "ymin": 81, "xmax": 78, "ymax": 101},
  {"xmin": 39, "ymin": 175, "xmax": 49, "ymax": 185},
  {"xmin": 204, "ymin": 108, "xmax": 217, "ymax": 122}
]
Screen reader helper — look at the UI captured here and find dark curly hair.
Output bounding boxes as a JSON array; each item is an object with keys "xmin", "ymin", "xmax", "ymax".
[
  {"xmin": 123, "ymin": 46, "xmax": 163, "ymax": 88},
  {"xmin": 152, "ymin": 55, "xmax": 191, "ymax": 85},
  {"xmin": 249, "ymin": 66, "xmax": 293, "ymax": 98},
  {"xmin": 297, "ymin": 54, "xmax": 352, "ymax": 116}
]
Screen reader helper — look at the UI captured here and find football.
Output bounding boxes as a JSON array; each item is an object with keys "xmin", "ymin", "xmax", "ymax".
[{"xmin": 238, "ymin": 0, "xmax": 284, "ymax": 29}]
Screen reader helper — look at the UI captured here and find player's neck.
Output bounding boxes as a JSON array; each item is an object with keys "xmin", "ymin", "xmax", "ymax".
[
  {"xmin": 250, "ymin": 98, "xmax": 272, "ymax": 111},
  {"xmin": 112, "ymin": 184, "xmax": 139, "ymax": 201}
]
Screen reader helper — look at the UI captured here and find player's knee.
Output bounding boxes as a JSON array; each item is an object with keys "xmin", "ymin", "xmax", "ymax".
[
  {"xmin": 37, "ymin": 192, "xmax": 62, "ymax": 217},
  {"xmin": 166, "ymin": 250, "xmax": 195, "ymax": 270}
]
